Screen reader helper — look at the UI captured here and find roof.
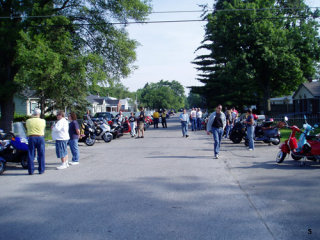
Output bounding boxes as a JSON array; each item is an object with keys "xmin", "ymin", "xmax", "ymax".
[
  {"xmin": 293, "ymin": 81, "xmax": 320, "ymax": 98},
  {"xmin": 106, "ymin": 99, "xmax": 119, "ymax": 105}
]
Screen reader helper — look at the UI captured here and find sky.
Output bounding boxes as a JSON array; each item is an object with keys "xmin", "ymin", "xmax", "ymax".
[{"xmin": 121, "ymin": 0, "xmax": 319, "ymax": 94}]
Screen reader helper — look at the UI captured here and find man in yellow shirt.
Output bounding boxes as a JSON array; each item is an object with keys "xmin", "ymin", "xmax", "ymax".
[
  {"xmin": 26, "ymin": 108, "xmax": 46, "ymax": 175},
  {"xmin": 153, "ymin": 109, "xmax": 159, "ymax": 128}
]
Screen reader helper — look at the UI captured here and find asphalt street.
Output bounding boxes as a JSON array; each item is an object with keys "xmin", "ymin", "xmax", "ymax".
[{"xmin": 1, "ymin": 116, "xmax": 320, "ymax": 240}]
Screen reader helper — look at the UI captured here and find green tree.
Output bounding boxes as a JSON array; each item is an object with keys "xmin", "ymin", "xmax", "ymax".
[
  {"xmin": 137, "ymin": 80, "xmax": 186, "ymax": 110},
  {"xmin": 0, "ymin": 0, "xmax": 151, "ymax": 131},
  {"xmin": 193, "ymin": 0, "xmax": 320, "ymax": 113}
]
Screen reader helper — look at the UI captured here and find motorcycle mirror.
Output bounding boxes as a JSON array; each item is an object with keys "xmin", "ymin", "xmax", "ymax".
[{"xmin": 284, "ymin": 116, "xmax": 288, "ymax": 122}]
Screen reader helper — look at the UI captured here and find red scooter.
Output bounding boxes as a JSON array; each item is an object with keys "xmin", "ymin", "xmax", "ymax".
[{"xmin": 276, "ymin": 117, "xmax": 320, "ymax": 164}]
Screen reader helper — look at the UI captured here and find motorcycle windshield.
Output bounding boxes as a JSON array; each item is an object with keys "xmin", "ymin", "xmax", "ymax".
[{"xmin": 12, "ymin": 122, "xmax": 27, "ymax": 139}]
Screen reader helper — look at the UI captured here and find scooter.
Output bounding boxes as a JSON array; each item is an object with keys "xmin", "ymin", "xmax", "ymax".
[
  {"xmin": 276, "ymin": 116, "xmax": 320, "ymax": 164},
  {"xmin": 79, "ymin": 120, "xmax": 96, "ymax": 146},
  {"xmin": 93, "ymin": 118, "xmax": 113, "ymax": 143},
  {"xmin": 244, "ymin": 118, "xmax": 281, "ymax": 146}
]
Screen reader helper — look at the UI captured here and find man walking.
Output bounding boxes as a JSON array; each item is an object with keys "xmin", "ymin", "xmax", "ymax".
[
  {"xmin": 206, "ymin": 105, "xmax": 226, "ymax": 159},
  {"xmin": 179, "ymin": 109, "xmax": 189, "ymax": 138},
  {"xmin": 26, "ymin": 108, "xmax": 46, "ymax": 175}
]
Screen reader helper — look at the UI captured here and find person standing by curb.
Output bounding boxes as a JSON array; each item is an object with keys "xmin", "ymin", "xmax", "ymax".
[
  {"xmin": 244, "ymin": 108, "xmax": 255, "ymax": 151},
  {"xmin": 26, "ymin": 108, "xmax": 46, "ymax": 175},
  {"xmin": 161, "ymin": 109, "xmax": 167, "ymax": 128},
  {"xmin": 206, "ymin": 105, "xmax": 226, "ymax": 159},
  {"xmin": 129, "ymin": 112, "xmax": 136, "ymax": 137},
  {"xmin": 136, "ymin": 107, "xmax": 145, "ymax": 138},
  {"xmin": 179, "ymin": 109, "xmax": 189, "ymax": 138},
  {"xmin": 52, "ymin": 111, "xmax": 70, "ymax": 170},
  {"xmin": 153, "ymin": 109, "xmax": 159, "ymax": 128},
  {"xmin": 190, "ymin": 108, "xmax": 197, "ymax": 131},
  {"xmin": 68, "ymin": 112, "xmax": 80, "ymax": 165}
]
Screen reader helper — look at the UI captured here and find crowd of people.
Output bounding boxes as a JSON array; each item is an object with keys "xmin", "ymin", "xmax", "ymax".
[
  {"xmin": 25, "ymin": 105, "xmax": 255, "ymax": 174},
  {"xmin": 179, "ymin": 105, "xmax": 255, "ymax": 159},
  {"xmin": 26, "ymin": 108, "xmax": 81, "ymax": 174}
]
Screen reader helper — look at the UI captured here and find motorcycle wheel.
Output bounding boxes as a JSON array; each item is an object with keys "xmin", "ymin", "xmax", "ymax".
[
  {"xmin": 21, "ymin": 153, "xmax": 28, "ymax": 169},
  {"xmin": 291, "ymin": 153, "xmax": 302, "ymax": 161},
  {"xmin": 103, "ymin": 134, "xmax": 112, "ymax": 143},
  {"xmin": 0, "ymin": 161, "xmax": 6, "ymax": 175},
  {"xmin": 85, "ymin": 136, "xmax": 95, "ymax": 146},
  {"xmin": 276, "ymin": 151, "xmax": 287, "ymax": 163},
  {"xmin": 230, "ymin": 134, "xmax": 242, "ymax": 144},
  {"xmin": 271, "ymin": 136, "xmax": 281, "ymax": 145}
]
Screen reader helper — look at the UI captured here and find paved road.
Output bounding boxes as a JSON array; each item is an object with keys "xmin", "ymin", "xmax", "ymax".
[{"xmin": 1, "ymin": 116, "xmax": 320, "ymax": 240}]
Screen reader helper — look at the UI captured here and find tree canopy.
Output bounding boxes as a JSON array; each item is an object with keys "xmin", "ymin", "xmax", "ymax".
[
  {"xmin": 137, "ymin": 80, "xmax": 186, "ymax": 110},
  {"xmin": 0, "ymin": 0, "xmax": 151, "ymax": 131},
  {"xmin": 192, "ymin": 0, "xmax": 320, "ymax": 113}
]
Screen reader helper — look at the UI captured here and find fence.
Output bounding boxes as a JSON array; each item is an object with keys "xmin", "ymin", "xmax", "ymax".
[{"xmin": 269, "ymin": 113, "xmax": 320, "ymax": 127}]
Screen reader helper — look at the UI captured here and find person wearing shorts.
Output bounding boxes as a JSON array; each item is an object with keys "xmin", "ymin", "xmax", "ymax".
[{"xmin": 52, "ymin": 111, "xmax": 70, "ymax": 170}]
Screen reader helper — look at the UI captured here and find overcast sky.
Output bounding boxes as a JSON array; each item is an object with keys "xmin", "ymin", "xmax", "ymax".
[{"xmin": 121, "ymin": 0, "xmax": 319, "ymax": 94}]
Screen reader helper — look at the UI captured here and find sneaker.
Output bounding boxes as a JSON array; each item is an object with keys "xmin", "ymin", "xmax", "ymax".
[
  {"xmin": 186, "ymin": 135, "xmax": 189, "ymax": 138},
  {"xmin": 215, "ymin": 154, "xmax": 219, "ymax": 159},
  {"xmin": 66, "ymin": 161, "xmax": 70, "ymax": 168},
  {"xmin": 248, "ymin": 148, "xmax": 253, "ymax": 151},
  {"xmin": 56, "ymin": 163, "xmax": 68, "ymax": 170},
  {"xmin": 141, "ymin": 136, "xmax": 144, "ymax": 138},
  {"xmin": 69, "ymin": 161, "xmax": 79, "ymax": 165}
]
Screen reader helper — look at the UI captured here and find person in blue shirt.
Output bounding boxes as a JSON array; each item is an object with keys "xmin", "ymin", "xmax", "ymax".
[{"xmin": 179, "ymin": 109, "xmax": 190, "ymax": 138}]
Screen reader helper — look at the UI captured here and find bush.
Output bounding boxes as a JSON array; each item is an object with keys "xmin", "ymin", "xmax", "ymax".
[{"xmin": 14, "ymin": 114, "xmax": 30, "ymax": 122}]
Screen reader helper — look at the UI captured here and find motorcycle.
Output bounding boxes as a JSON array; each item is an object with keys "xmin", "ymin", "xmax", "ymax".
[
  {"xmin": 93, "ymin": 118, "xmax": 113, "ymax": 143},
  {"xmin": 276, "ymin": 116, "xmax": 320, "ymax": 164},
  {"xmin": 244, "ymin": 118, "xmax": 281, "ymax": 146},
  {"xmin": 79, "ymin": 120, "xmax": 96, "ymax": 146},
  {"xmin": 0, "ymin": 122, "xmax": 29, "ymax": 175},
  {"xmin": 229, "ymin": 121, "xmax": 246, "ymax": 143},
  {"xmin": 108, "ymin": 119, "xmax": 124, "ymax": 139}
]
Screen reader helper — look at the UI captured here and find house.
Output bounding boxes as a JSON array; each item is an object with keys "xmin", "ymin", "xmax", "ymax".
[
  {"xmin": 87, "ymin": 95, "xmax": 120, "ymax": 115},
  {"xmin": 292, "ymin": 81, "xmax": 320, "ymax": 114},
  {"xmin": 119, "ymin": 98, "xmax": 136, "ymax": 112},
  {"xmin": 270, "ymin": 95, "xmax": 293, "ymax": 114}
]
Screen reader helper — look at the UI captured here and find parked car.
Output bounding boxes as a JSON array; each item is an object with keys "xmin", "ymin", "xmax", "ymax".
[{"xmin": 93, "ymin": 112, "xmax": 114, "ymax": 121}]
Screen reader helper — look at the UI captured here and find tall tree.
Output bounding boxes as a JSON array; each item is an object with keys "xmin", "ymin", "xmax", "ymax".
[
  {"xmin": 0, "ymin": 0, "xmax": 151, "ymax": 131},
  {"xmin": 193, "ymin": 0, "xmax": 320, "ymax": 113}
]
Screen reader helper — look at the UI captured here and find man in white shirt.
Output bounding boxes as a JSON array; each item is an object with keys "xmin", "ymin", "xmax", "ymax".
[
  {"xmin": 196, "ymin": 108, "xmax": 202, "ymax": 130},
  {"xmin": 190, "ymin": 108, "xmax": 197, "ymax": 131},
  {"xmin": 52, "ymin": 111, "xmax": 70, "ymax": 170}
]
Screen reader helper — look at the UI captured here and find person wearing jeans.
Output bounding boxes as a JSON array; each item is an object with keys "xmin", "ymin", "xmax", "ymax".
[
  {"xmin": 244, "ymin": 108, "xmax": 255, "ymax": 151},
  {"xmin": 190, "ymin": 108, "xmax": 197, "ymax": 131},
  {"xmin": 26, "ymin": 108, "xmax": 46, "ymax": 175},
  {"xmin": 206, "ymin": 105, "xmax": 226, "ymax": 159},
  {"xmin": 179, "ymin": 109, "xmax": 190, "ymax": 137},
  {"xmin": 68, "ymin": 113, "xmax": 80, "ymax": 165}
]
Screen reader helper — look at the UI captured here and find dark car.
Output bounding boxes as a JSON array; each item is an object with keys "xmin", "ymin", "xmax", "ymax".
[{"xmin": 93, "ymin": 112, "xmax": 114, "ymax": 121}]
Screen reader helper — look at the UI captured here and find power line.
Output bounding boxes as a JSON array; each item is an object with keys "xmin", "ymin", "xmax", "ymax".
[{"xmin": 0, "ymin": 7, "xmax": 319, "ymax": 20}]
